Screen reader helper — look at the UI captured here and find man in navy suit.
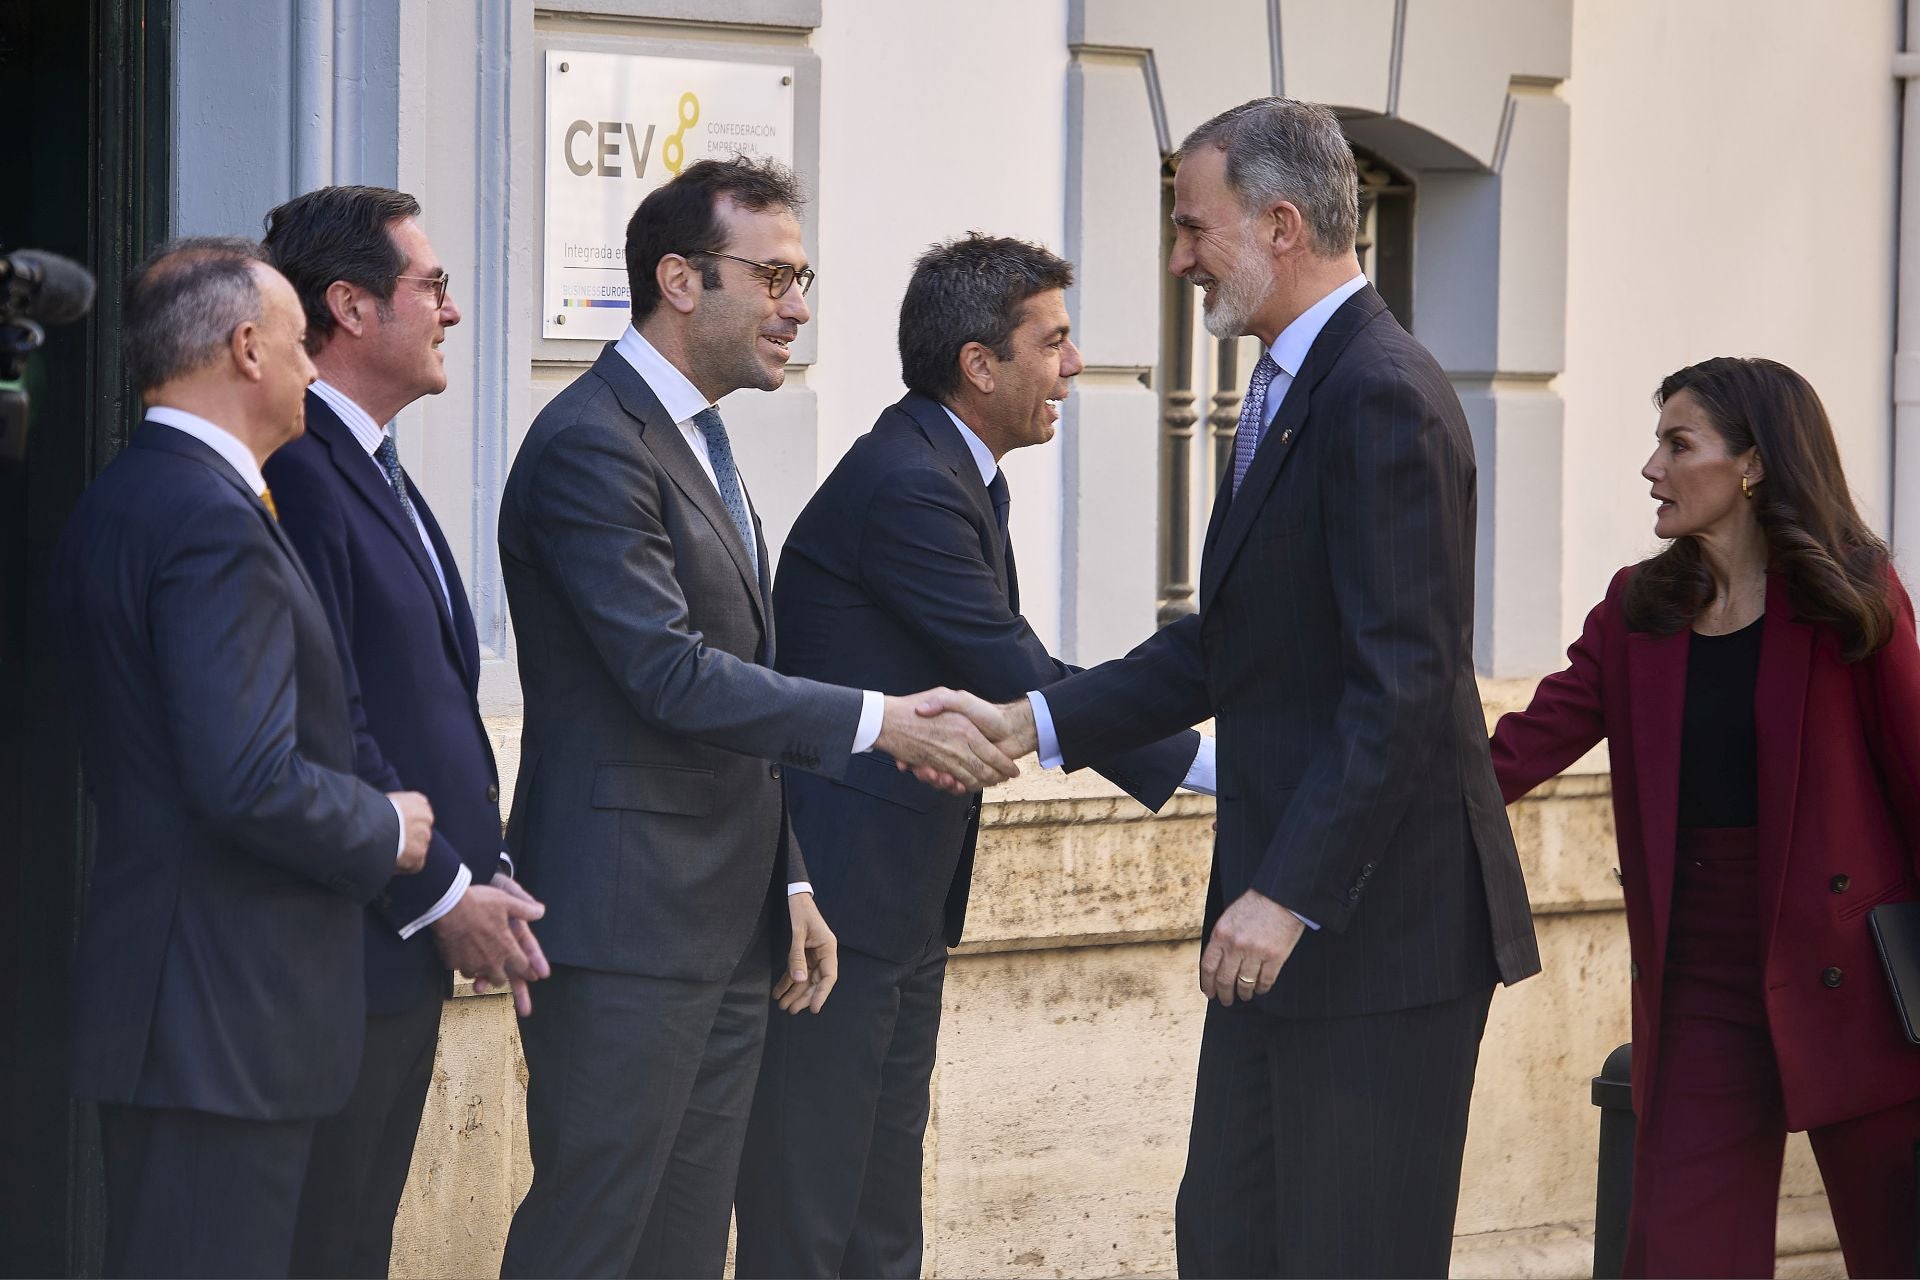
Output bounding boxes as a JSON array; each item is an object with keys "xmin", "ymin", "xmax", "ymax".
[
  {"xmin": 733, "ymin": 235, "xmax": 1211, "ymax": 1278},
  {"xmin": 939, "ymin": 100, "xmax": 1541, "ymax": 1277},
  {"xmin": 51, "ymin": 237, "xmax": 435, "ymax": 1277},
  {"xmin": 261, "ymin": 186, "xmax": 548, "ymax": 1278}
]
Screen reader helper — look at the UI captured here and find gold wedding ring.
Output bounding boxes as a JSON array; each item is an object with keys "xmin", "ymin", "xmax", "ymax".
[{"xmin": 1236, "ymin": 975, "xmax": 1256, "ymax": 986}]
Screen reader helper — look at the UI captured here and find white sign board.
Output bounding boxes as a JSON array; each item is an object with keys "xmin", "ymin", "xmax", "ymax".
[{"xmin": 543, "ymin": 50, "xmax": 796, "ymax": 341}]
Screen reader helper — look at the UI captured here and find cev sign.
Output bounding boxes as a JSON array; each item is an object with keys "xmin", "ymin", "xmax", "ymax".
[{"xmin": 543, "ymin": 52, "xmax": 794, "ymax": 341}]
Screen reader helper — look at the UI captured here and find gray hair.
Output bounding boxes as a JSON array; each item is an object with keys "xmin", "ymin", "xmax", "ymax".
[
  {"xmin": 123, "ymin": 236, "xmax": 272, "ymax": 393},
  {"xmin": 1180, "ymin": 98, "xmax": 1359, "ymax": 258},
  {"xmin": 898, "ymin": 233, "xmax": 1075, "ymax": 401}
]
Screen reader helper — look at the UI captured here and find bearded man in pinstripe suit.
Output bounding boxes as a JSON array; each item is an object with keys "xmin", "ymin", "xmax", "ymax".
[{"xmin": 926, "ymin": 97, "xmax": 1541, "ymax": 1277}]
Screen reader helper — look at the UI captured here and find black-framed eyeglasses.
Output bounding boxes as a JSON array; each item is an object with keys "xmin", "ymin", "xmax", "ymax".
[
  {"xmin": 395, "ymin": 270, "xmax": 451, "ymax": 309},
  {"xmin": 695, "ymin": 251, "xmax": 816, "ymax": 299}
]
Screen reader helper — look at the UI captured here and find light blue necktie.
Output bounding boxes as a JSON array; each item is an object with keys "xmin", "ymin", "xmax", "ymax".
[
  {"xmin": 1230, "ymin": 351, "xmax": 1282, "ymax": 496},
  {"xmin": 691, "ymin": 406, "xmax": 757, "ymax": 571}
]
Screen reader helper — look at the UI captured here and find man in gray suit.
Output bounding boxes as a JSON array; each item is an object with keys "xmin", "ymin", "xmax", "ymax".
[{"xmin": 497, "ymin": 158, "xmax": 1019, "ymax": 1278}]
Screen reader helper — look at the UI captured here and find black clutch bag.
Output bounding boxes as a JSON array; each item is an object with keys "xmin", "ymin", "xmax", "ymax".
[{"xmin": 1869, "ymin": 900, "xmax": 1920, "ymax": 1046}]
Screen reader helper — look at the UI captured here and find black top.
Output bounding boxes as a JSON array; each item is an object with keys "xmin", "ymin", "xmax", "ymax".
[{"xmin": 1677, "ymin": 616, "xmax": 1763, "ymax": 828}]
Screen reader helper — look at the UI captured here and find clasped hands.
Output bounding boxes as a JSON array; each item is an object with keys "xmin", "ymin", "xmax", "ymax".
[{"xmin": 879, "ymin": 690, "xmax": 1040, "ymax": 794}]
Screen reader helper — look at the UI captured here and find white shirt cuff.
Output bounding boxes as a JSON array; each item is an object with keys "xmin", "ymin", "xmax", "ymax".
[
  {"xmin": 1292, "ymin": 910, "xmax": 1320, "ymax": 931},
  {"xmin": 852, "ymin": 690, "xmax": 884, "ymax": 754},
  {"xmin": 1027, "ymin": 691, "xmax": 1064, "ymax": 769},
  {"xmin": 398, "ymin": 861, "xmax": 472, "ymax": 940},
  {"xmin": 1180, "ymin": 736, "xmax": 1216, "ymax": 795},
  {"xmin": 497, "ymin": 852, "xmax": 515, "ymax": 880},
  {"xmin": 787, "ymin": 881, "xmax": 813, "ymax": 897},
  {"xmin": 389, "ymin": 795, "xmax": 408, "ymax": 861}
]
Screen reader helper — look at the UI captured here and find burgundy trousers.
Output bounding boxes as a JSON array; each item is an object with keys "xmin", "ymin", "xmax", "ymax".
[{"xmin": 1625, "ymin": 826, "xmax": 1920, "ymax": 1278}]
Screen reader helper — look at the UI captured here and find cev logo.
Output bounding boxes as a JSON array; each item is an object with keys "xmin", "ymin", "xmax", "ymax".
[
  {"xmin": 560, "ymin": 90, "xmax": 701, "ymax": 180},
  {"xmin": 662, "ymin": 92, "xmax": 700, "ymax": 176}
]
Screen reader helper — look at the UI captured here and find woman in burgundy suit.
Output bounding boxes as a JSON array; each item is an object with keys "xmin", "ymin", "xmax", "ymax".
[{"xmin": 1492, "ymin": 357, "xmax": 1920, "ymax": 1277}]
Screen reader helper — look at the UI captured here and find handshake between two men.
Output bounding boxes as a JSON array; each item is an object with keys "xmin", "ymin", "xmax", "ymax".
[{"xmin": 879, "ymin": 688, "xmax": 1041, "ymax": 793}]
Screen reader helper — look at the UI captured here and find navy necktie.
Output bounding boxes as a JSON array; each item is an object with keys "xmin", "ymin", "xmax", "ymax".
[
  {"xmin": 373, "ymin": 434, "xmax": 420, "ymax": 530},
  {"xmin": 1231, "ymin": 351, "xmax": 1282, "ymax": 496},
  {"xmin": 988, "ymin": 470, "xmax": 1019, "ymax": 612},
  {"xmin": 692, "ymin": 406, "xmax": 757, "ymax": 571}
]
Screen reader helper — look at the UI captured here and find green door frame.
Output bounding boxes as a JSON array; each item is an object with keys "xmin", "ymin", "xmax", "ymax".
[{"xmin": 0, "ymin": 0, "xmax": 171, "ymax": 1273}]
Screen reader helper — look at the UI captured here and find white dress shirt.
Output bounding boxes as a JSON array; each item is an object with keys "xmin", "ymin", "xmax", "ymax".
[
  {"xmin": 614, "ymin": 325, "xmax": 887, "ymax": 896},
  {"xmin": 1023, "ymin": 274, "xmax": 1368, "ymax": 927},
  {"xmin": 144, "ymin": 406, "xmax": 424, "ymax": 900},
  {"xmin": 302, "ymin": 384, "xmax": 472, "ymax": 937},
  {"xmin": 940, "ymin": 405, "xmax": 1216, "ymax": 795}
]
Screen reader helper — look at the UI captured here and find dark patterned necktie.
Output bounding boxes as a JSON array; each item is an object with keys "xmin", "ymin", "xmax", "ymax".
[
  {"xmin": 988, "ymin": 469, "xmax": 1019, "ymax": 611},
  {"xmin": 1230, "ymin": 351, "xmax": 1282, "ymax": 495},
  {"xmin": 372, "ymin": 434, "xmax": 419, "ymax": 530},
  {"xmin": 692, "ymin": 406, "xmax": 757, "ymax": 571}
]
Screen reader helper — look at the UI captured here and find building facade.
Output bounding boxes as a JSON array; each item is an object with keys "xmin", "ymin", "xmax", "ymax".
[{"xmin": 1, "ymin": 0, "xmax": 1908, "ymax": 1273}]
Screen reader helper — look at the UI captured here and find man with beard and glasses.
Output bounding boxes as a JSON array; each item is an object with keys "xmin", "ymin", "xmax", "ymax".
[
  {"xmin": 923, "ymin": 99, "xmax": 1540, "ymax": 1277},
  {"xmin": 734, "ymin": 234, "xmax": 1209, "ymax": 1278},
  {"xmin": 496, "ymin": 158, "xmax": 1023, "ymax": 1279}
]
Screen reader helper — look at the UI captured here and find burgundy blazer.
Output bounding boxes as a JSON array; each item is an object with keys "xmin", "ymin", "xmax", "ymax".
[{"xmin": 1492, "ymin": 565, "xmax": 1920, "ymax": 1131}]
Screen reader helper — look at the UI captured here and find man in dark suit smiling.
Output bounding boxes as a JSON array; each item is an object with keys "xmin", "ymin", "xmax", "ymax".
[
  {"xmin": 262, "ymin": 186, "xmax": 548, "ymax": 1278},
  {"xmin": 938, "ymin": 101, "xmax": 1542, "ymax": 1277},
  {"xmin": 51, "ymin": 238, "xmax": 433, "ymax": 1278},
  {"xmin": 734, "ymin": 235, "xmax": 1208, "ymax": 1279}
]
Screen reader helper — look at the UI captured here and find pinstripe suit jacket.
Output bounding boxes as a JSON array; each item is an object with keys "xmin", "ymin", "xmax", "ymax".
[{"xmin": 1042, "ymin": 285, "xmax": 1540, "ymax": 1018}]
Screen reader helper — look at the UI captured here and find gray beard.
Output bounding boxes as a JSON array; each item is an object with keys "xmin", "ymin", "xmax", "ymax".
[{"xmin": 1200, "ymin": 250, "xmax": 1270, "ymax": 340}]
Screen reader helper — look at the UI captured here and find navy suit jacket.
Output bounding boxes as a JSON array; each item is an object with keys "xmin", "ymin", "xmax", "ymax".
[
  {"xmin": 1039, "ymin": 287, "xmax": 1540, "ymax": 1018},
  {"xmin": 51, "ymin": 421, "xmax": 399, "ymax": 1118},
  {"xmin": 773, "ymin": 392, "xmax": 1200, "ymax": 963},
  {"xmin": 264, "ymin": 390, "xmax": 505, "ymax": 1015}
]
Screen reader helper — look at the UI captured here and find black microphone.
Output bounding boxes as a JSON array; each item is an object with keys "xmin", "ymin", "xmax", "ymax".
[{"xmin": 2, "ymin": 250, "xmax": 96, "ymax": 326}]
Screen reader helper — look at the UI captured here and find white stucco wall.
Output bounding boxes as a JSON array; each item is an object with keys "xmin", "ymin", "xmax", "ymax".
[
  {"xmin": 810, "ymin": 0, "xmax": 1072, "ymax": 651},
  {"xmin": 1559, "ymin": 0, "xmax": 1899, "ymax": 646}
]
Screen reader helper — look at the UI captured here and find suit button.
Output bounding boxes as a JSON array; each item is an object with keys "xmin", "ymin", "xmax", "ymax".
[
  {"xmin": 769, "ymin": 764, "xmax": 782, "ymax": 781},
  {"xmin": 1822, "ymin": 966, "xmax": 1844, "ymax": 988},
  {"xmin": 1830, "ymin": 874, "xmax": 1851, "ymax": 894},
  {"xmin": 486, "ymin": 783, "xmax": 499, "ymax": 804},
  {"xmin": 1630, "ymin": 962, "xmax": 1640, "ymax": 980}
]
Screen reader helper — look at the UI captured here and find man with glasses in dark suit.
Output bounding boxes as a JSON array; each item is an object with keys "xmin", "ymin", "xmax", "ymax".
[
  {"xmin": 497, "ymin": 159, "xmax": 1022, "ymax": 1279},
  {"xmin": 261, "ymin": 185, "xmax": 549, "ymax": 1279}
]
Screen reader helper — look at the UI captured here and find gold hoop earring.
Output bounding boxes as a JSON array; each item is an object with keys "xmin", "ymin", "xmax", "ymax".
[{"xmin": 1742, "ymin": 474, "xmax": 1753, "ymax": 500}]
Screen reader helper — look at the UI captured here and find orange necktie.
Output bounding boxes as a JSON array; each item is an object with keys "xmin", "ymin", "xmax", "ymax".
[{"xmin": 259, "ymin": 488, "xmax": 279, "ymax": 521}]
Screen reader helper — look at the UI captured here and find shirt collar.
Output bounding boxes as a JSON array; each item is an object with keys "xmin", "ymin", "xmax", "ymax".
[
  {"xmin": 309, "ymin": 379, "xmax": 389, "ymax": 456},
  {"xmin": 1268, "ymin": 273, "xmax": 1369, "ymax": 378},
  {"xmin": 938, "ymin": 405, "xmax": 999, "ymax": 486},
  {"xmin": 614, "ymin": 325, "xmax": 714, "ymax": 426},
  {"xmin": 144, "ymin": 405, "xmax": 268, "ymax": 494}
]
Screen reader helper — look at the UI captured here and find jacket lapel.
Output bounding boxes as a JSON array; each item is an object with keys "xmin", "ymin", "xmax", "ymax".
[
  {"xmin": 409, "ymin": 490, "xmax": 483, "ymax": 688},
  {"xmin": 594, "ymin": 346, "xmax": 767, "ymax": 635},
  {"xmin": 1754, "ymin": 574, "xmax": 1812, "ymax": 944},
  {"xmin": 898, "ymin": 393, "xmax": 1009, "ymax": 598},
  {"xmin": 1198, "ymin": 286, "xmax": 1387, "ymax": 614},
  {"xmin": 1625, "ymin": 625, "xmax": 1689, "ymax": 980},
  {"xmin": 304, "ymin": 394, "xmax": 452, "ymax": 626},
  {"xmin": 133, "ymin": 422, "xmax": 320, "ymax": 600}
]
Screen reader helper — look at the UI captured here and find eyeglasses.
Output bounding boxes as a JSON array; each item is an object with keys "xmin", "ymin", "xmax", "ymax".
[
  {"xmin": 395, "ymin": 270, "xmax": 451, "ymax": 309},
  {"xmin": 694, "ymin": 251, "xmax": 816, "ymax": 299}
]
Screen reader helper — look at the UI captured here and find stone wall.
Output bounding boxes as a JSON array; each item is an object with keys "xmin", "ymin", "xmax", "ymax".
[{"xmin": 388, "ymin": 692, "xmax": 1841, "ymax": 1277}]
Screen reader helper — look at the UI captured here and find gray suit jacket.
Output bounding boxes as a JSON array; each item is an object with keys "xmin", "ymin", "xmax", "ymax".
[{"xmin": 499, "ymin": 345, "xmax": 864, "ymax": 981}]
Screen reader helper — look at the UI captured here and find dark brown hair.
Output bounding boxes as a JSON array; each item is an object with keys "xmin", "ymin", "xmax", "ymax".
[
  {"xmin": 263, "ymin": 185, "xmax": 421, "ymax": 352},
  {"xmin": 624, "ymin": 157, "xmax": 806, "ymax": 321},
  {"xmin": 898, "ymin": 233, "xmax": 1074, "ymax": 401},
  {"xmin": 1623, "ymin": 356, "xmax": 1891, "ymax": 660}
]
